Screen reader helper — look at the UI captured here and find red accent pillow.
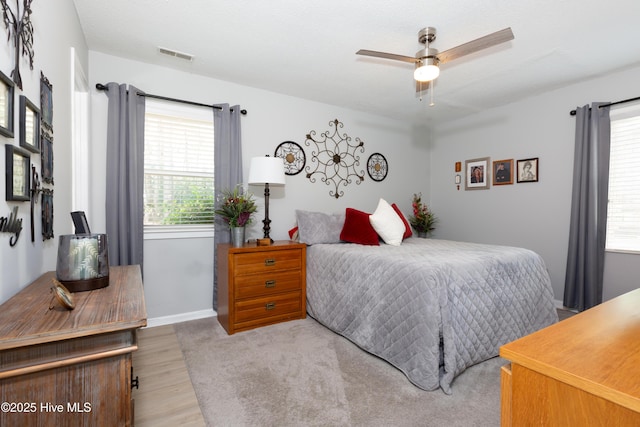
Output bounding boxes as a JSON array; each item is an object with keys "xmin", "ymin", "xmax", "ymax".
[
  {"xmin": 288, "ymin": 226, "xmax": 299, "ymax": 240},
  {"xmin": 391, "ymin": 203, "xmax": 413, "ymax": 239},
  {"xmin": 340, "ymin": 208, "xmax": 380, "ymax": 245}
]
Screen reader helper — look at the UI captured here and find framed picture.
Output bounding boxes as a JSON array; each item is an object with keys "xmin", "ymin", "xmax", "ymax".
[
  {"xmin": 493, "ymin": 159, "xmax": 514, "ymax": 185},
  {"xmin": 41, "ymin": 72, "xmax": 53, "ymax": 132},
  {"xmin": 41, "ymin": 132, "xmax": 54, "ymax": 184},
  {"xmin": 19, "ymin": 95, "xmax": 40, "ymax": 153},
  {"xmin": 517, "ymin": 157, "xmax": 539, "ymax": 183},
  {"xmin": 42, "ymin": 188, "xmax": 54, "ymax": 240},
  {"xmin": 0, "ymin": 69, "xmax": 14, "ymax": 138},
  {"xmin": 465, "ymin": 157, "xmax": 490, "ymax": 190},
  {"xmin": 5, "ymin": 144, "xmax": 30, "ymax": 201}
]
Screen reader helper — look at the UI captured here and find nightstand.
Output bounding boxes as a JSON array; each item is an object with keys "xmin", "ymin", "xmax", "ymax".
[{"xmin": 216, "ymin": 240, "xmax": 306, "ymax": 334}]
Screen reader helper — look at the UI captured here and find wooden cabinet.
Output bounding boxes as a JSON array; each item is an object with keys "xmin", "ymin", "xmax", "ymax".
[
  {"xmin": 500, "ymin": 288, "xmax": 640, "ymax": 426},
  {"xmin": 0, "ymin": 265, "xmax": 147, "ymax": 427},
  {"xmin": 217, "ymin": 241, "xmax": 306, "ymax": 334}
]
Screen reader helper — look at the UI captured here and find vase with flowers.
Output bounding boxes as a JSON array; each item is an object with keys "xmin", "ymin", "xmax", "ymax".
[
  {"xmin": 215, "ymin": 185, "xmax": 257, "ymax": 247},
  {"xmin": 408, "ymin": 193, "xmax": 437, "ymax": 237}
]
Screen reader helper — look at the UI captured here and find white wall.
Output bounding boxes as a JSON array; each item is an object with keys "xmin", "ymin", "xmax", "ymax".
[
  {"xmin": 0, "ymin": 0, "xmax": 88, "ymax": 303},
  {"xmin": 431, "ymin": 64, "xmax": 640, "ymax": 304},
  {"xmin": 88, "ymin": 51, "xmax": 431, "ymax": 319}
]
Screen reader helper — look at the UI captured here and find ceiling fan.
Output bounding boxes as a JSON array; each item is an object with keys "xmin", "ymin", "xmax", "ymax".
[{"xmin": 356, "ymin": 27, "xmax": 514, "ymax": 92}]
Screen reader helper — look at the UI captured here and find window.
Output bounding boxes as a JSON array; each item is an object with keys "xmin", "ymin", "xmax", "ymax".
[
  {"xmin": 144, "ymin": 99, "xmax": 214, "ymax": 235},
  {"xmin": 606, "ymin": 104, "xmax": 640, "ymax": 253}
]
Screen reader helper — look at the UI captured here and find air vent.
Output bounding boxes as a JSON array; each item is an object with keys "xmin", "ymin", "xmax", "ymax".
[{"xmin": 158, "ymin": 47, "xmax": 194, "ymax": 62}]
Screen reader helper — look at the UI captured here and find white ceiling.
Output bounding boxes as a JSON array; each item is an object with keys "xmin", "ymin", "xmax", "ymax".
[{"xmin": 72, "ymin": 0, "xmax": 640, "ymax": 126}]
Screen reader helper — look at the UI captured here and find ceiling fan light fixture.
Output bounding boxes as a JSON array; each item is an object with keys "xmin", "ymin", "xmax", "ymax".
[{"xmin": 414, "ymin": 61, "xmax": 440, "ymax": 82}]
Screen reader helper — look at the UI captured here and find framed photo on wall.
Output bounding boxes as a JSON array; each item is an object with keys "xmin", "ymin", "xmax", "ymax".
[
  {"xmin": 493, "ymin": 159, "xmax": 514, "ymax": 185},
  {"xmin": 19, "ymin": 95, "xmax": 40, "ymax": 153},
  {"xmin": 0, "ymin": 69, "xmax": 14, "ymax": 138},
  {"xmin": 517, "ymin": 157, "xmax": 539, "ymax": 183},
  {"xmin": 465, "ymin": 157, "xmax": 490, "ymax": 190},
  {"xmin": 5, "ymin": 144, "xmax": 31, "ymax": 202},
  {"xmin": 41, "ymin": 132, "xmax": 54, "ymax": 184},
  {"xmin": 42, "ymin": 188, "xmax": 54, "ymax": 240},
  {"xmin": 41, "ymin": 72, "xmax": 53, "ymax": 133}
]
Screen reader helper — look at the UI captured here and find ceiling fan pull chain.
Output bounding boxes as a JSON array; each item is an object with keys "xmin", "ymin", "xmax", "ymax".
[{"xmin": 430, "ymin": 81, "xmax": 435, "ymax": 107}]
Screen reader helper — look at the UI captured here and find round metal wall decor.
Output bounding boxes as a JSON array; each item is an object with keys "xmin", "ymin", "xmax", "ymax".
[
  {"xmin": 274, "ymin": 141, "xmax": 306, "ymax": 175},
  {"xmin": 367, "ymin": 153, "xmax": 388, "ymax": 182}
]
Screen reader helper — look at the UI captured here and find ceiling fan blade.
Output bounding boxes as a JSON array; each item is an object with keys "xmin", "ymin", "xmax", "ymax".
[
  {"xmin": 436, "ymin": 27, "xmax": 514, "ymax": 64},
  {"xmin": 356, "ymin": 49, "xmax": 417, "ymax": 64}
]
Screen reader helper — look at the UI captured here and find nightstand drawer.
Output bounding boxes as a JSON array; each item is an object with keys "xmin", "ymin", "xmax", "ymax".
[
  {"xmin": 233, "ymin": 249, "xmax": 301, "ymax": 275},
  {"xmin": 234, "ymin": 292, "xmax": 302, "ymax": 323},
  {"xmin": 235, "ymin": 270, "xmax": 302, "ymax": 299}
]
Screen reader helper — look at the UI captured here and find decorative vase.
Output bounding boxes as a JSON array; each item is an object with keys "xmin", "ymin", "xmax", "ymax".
[
  {"xmin": 56, "ymin": 234, "xmax": 110, "ymax": 292},
  {"xmin": 231, "ymin": 226, "xmax": 245, "ymax": 247},
  {"xmin": 417, "ymin": 231, "xmax": 428, "ymax": 238}
]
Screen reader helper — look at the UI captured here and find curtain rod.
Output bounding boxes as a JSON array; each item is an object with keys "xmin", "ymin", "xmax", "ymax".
[
  {"xmin": 569, "ymin": 95, "xmax": 640, "ymax": 116},
  {"xmin": 95, "ymin": 83, "xmax": 247, "ymax": 115}
]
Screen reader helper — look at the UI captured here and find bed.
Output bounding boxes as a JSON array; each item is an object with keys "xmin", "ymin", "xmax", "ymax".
[{"xmin": 303, "ymin": 236, "xmax": 558, "ymax": 394}]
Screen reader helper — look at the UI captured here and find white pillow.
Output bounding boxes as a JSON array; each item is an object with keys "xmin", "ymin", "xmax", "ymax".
[{"xmin": 369, "ymin": 198, "xmax": 405, "ymax": 246}]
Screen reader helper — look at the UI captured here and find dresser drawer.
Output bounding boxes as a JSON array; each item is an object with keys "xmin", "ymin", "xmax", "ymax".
[
  {"xmin": 234, "ymin": 291, "xmax": 302, "ymax": 324},
  {"xmin": 235, "ymin": 270, "xmax": 302, "ymax": 299},
  {"xmin": 233, "ymin": 249, "xmax": 302, "ymax": 275}
]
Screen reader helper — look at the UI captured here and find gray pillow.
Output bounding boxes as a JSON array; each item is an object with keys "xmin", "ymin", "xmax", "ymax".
[{"xmin": 296, "ymin": 210, "xmax": 345, "ymax": 245}]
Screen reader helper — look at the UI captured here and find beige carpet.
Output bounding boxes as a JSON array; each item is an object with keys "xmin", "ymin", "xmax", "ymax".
[{"xmin": 174, "ymin": 316, "xmax": 507, "ymax": 427}]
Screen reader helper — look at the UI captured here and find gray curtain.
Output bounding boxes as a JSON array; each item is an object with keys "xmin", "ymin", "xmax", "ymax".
[
  {"xmin": 213, "ymin": 104, "xmax": 243, "ymax": 310},
  {"xmin": 105, "ymin": 83, "xmax": 145, "ymax": 269},
  {"xmin": 564, "ymin": 102, "xmax": 611, "ymax": 311}
]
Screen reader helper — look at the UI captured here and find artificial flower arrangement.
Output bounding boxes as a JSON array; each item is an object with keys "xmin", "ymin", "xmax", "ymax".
[
  {"xmin": 214, "ymin": 185, "xmax": 257, "ymax": 227},
  {"xmin": 408, "ymin": 192, "xmax": 437, "ymax": 235}
]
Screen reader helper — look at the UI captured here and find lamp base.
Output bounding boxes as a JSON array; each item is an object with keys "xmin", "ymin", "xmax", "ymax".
[{"xmin": 59, "ymin": 276, "xmax": 109, "ymax": 293}]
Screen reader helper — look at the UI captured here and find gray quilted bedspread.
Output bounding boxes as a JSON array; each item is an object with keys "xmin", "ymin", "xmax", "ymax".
[{"xmin": 305, "ymin": 238, "xmax": 558, "ymax": 394}]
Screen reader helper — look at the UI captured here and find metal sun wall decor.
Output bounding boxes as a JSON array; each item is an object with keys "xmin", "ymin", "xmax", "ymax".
[
  {"xmin": 1, "ymin": 0, "xmax": 35, "ymax": 90},
  {"xmin": 304, "ymin": 119, "xmax": 365, "ymax": 199}
]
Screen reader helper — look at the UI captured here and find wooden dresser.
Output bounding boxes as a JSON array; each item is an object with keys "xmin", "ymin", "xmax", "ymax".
[
  {"xmin": 500, "ymin": 288, "xmax": 640, "ymax": 426},
  {"xmin": 217, "ymin": 240, "xmax": 306, "ymax": 334},
  {"xmin": 0, "ymin": 265, "xmax": 147, "ymax": 427}
]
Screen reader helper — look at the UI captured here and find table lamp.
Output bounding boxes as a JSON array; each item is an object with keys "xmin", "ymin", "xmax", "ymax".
[{"xmin": 248, "ymin": 155, "xmax": 285, "ymax": 242}]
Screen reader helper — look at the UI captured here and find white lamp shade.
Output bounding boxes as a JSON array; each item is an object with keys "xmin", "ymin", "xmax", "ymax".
[{"xmin": 248, "ymin": 156, "xmax": 286, "ymax": 185}]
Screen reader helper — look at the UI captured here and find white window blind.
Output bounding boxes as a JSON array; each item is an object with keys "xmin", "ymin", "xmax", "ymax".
[
  {"xmin": 143, "ymin": 99, "xmax": 214, "ymax": 231},
  {"xmin": 606, "ymin": 104, "xmax": 640, "ymax": 252}
]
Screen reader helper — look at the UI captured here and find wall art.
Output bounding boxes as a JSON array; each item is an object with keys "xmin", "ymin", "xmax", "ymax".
[
  {"xmin": 517, "ymin": 158, "xmax": 539, "ymax": 183},
  {"xmin": 0, "ymin": 0, "xmax": 35, "ymax": 90},
  {"xmin": 367, "ymin": 153, "xmax": 388, "ymax": 182},
  {"xmin": 0, "ymin": 69, "xmax": 14, "ymax": 138},
  {"xmin": 19, "ymin": 95, "xmax": 40, "ymax": 153},
  {"xmin": 274, "ymin": 141, "xmax": 305, "ymax": 175},
  {"xmin": 41, "ymin": 188, "xmax": 53, "ymax": 240},
  {"xmin": 41, "ymin": 132, "xmax": 53, "ymax": 184},
  {"xmin": 5, "ymin": 144, "xmax": 30, "ymax": 201},
  {"xmin": 465, "ymin": 157, "xmax": 490, "ymax": 190},
  {"xmin": 304, "ymin": 119, "xmax": 365, "ymax": 199},
  {"xmin": 40, "ymin": 71, "xmax": 53, "ymax": 133},
  {"xmin": 493, "ymin": 159, "xmax": 514, "ymax": 185},
  {"xmin": 0, "ymin": 205, "xmax": 22, "ymax": 246}
]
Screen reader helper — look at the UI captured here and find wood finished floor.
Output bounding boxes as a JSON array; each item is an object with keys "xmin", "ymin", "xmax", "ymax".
[{"xmin": 133, "ymin": 325, "xmax": 205, "ymax": 427}]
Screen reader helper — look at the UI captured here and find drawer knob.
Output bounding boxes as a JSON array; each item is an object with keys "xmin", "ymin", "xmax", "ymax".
[
  {"xmin": 264, "ymin": 258, "xmax": 276, "ymax": 266},
  {"xmin": 265, "ymin": 302, "xmax": 276, "ymax": 310},
  {"xmin": 265, "ymin": 280, "xmax": 276, "ymax": 288}
]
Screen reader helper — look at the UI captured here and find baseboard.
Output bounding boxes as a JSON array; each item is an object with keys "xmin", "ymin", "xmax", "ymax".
[{"xmin": 146, "ymin": 309, "xmax": 217, "ymax": 328}]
